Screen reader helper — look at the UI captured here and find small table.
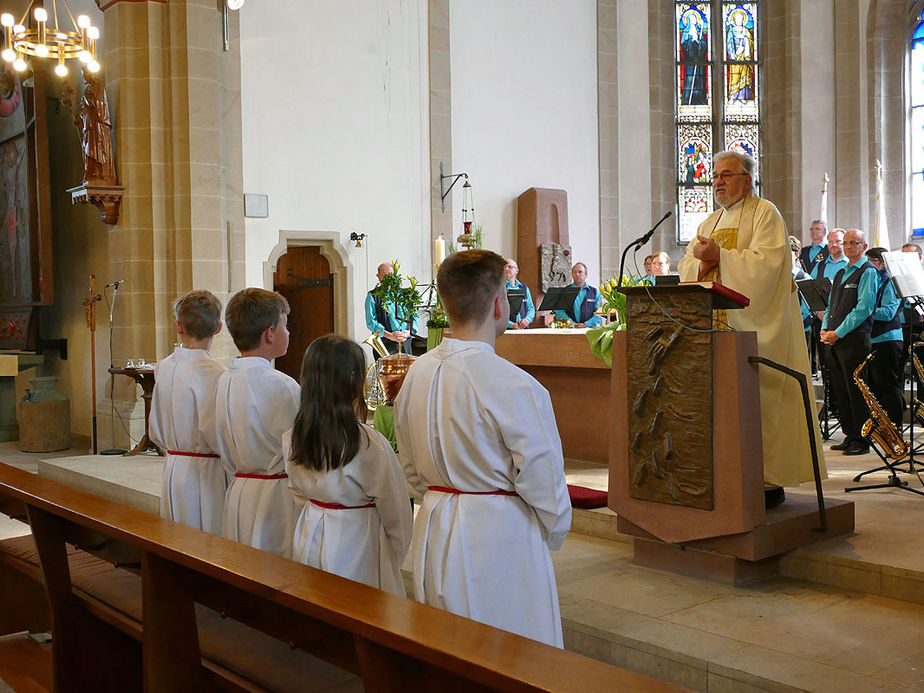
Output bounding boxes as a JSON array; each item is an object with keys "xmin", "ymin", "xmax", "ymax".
[{"xmin": 108, "ymin": 367, "xmax": 163, "ymax": 456}]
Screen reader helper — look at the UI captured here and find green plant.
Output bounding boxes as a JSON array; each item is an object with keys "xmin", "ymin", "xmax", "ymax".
[
  {"xmin": 373, "ymin": 260, "xmax": 421, "ymax": 331},
  {"xmin": 599, "ymin": 274, "xmax": 644, "ymax": 327}
]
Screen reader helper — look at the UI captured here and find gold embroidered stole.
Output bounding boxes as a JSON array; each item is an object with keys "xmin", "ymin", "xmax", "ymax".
[{"xmin": 701, "ymin": 195, "xmax": 760, "ymax": 328}]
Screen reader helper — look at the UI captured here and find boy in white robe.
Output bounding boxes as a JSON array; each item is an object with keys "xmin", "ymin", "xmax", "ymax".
[
  {"xmin": 215, "ymin": 288, "xmax": 301, "ymax": 558},
  {"xmin": 394, "ymin": 249, "xmax": 572, "ymax": 648},
  {"xmin": 150, "ymin": 290, "xmax": 227, "ymax": 534}
]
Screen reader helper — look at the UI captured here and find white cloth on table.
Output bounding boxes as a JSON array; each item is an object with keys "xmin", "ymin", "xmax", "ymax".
[
  {"xmin": 283, "ymin": 424, "xmax": 413, "ymax": 596},
  {"xmin": 215, "ymin": 356, "xmax": 301, "ymax": 557},
  {"xmin": 149, "ymin": 346, "xmax": 228, "ymax": 534},
  {"xmin": 394, "ymin": 338, "xmax": 571, "ymax": 648},
  {"xmin": 677, "ymin": 195, "xmax": 825, "ymax": 487}
]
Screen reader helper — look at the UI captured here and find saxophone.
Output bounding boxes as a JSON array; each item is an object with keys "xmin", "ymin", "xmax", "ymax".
[
  {"xmin": 854, "ymin": 354, "xmax": 910, "ymax": 460},
  {"xmin": 911, "ymin": 342, "xmax": 924, "ymax": 426}
]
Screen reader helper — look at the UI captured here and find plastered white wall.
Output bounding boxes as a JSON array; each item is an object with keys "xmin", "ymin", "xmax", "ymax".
[
  {"xmin": 448, "ymin": 0, "xmax": 601, "ymax": 283},
  {"xmin": 239, "ymin": 0, "xmax": 429, "ymax": 340}
]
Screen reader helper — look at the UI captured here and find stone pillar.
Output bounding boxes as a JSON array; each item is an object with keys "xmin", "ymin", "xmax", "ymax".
[
  {"xmin": 429, "ymin": 0, "xmax": 453, "ymax": 255},
  {"xmin": 867, "ymin": 0, "xmax": 905, "ymax": 246},
  {"xmin": 762, "ymin": 0, "xmax": 804, "ymax": 235},
  {"xmin": 103, "ymin": 0, "xmax": 245, "ymax": 365},
  {"xmin": 94, "ymin": 0, "xmax": 244, "ymax": 448}
]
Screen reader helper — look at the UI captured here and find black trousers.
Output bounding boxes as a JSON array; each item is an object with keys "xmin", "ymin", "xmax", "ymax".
[
  {"xmin": 827, "ymin": 332, "xmax": 872, "ymax": 443},
  {"xmin": 868, "ymin": 340, "xmax": 904, "ymax": 427}
]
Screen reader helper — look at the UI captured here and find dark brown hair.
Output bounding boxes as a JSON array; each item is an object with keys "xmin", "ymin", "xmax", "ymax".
[
  {"xmin": 174, "ymin": 290, "xmax": 222, "ymax": 340},
  {"xmin": 865, "ymin": 247, "xmax": 887, "ymax": 263},
  {"xmin": 288, "ymin": 334, "xmax": 367, "ymax": 471},
  {"xmin": 437, "ymin": 249, "xmax": 506, "ymax": 326},
  {"xmin": 225, "ymin": 288, "xmax": 290, "ymax": 352}
]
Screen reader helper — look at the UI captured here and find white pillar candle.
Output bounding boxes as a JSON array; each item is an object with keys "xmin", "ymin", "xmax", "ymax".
[{"xmin": 434, "ymin": 235, "xmax": 446, "ymax": 265}]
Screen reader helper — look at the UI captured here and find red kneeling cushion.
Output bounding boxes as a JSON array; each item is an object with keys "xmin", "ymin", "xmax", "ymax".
[{"xmin": 567, "ymin": 484, "xmax": 608, "ymax": 509}]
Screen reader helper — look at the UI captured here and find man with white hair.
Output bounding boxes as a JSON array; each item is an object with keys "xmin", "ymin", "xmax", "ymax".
[
  {"xmin": 678, "ymin": 150, "xmax": 824, "ymax": 507},
  {"xmin": 820, "ymin": 229, "xmax": 878, "ymax": 455}
]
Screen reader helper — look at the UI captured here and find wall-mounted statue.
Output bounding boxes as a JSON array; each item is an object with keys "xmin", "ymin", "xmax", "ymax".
[
  {"xmin": 77, "ymin": 69, "xmax": 116, "ymax": 186},
  {"xmin": 60, "ymin": 67, "xmax": 123, "ymax": 225}
]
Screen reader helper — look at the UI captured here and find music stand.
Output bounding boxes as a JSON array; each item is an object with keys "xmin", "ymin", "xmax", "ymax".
[
  {"xmin": 796, "ymin": 277, "xmax": 831, "ymax": 313},
  {"xmin": 797, "ymin": 277, "xmax": 839, "ymax": 439},
  {"xmin": 537, "ymin": 286, "xmax": 580, "ymax": 320},
  {"xmin": 506, "ymin": 288, "xmax": 526, "ymax": 324}
]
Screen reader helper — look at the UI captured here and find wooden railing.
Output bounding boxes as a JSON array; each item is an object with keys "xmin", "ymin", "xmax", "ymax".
[{"xmin": 0, "ymin": 462, "xmax": 682, "ymax": 692}]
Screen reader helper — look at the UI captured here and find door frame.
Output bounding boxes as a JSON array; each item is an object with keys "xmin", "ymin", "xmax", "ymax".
[{"xmin": 263, "ymin": 230, "xmax": 353, "ymax": 339}]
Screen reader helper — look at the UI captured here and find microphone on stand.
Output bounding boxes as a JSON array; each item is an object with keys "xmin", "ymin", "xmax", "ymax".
[
  {"xmin": 101, "ymin": 278, "xmax": 127, "ymax": 455},
  {"xmin": 617, "ymin": 211, "xmax": 673, "ymax": 287}
]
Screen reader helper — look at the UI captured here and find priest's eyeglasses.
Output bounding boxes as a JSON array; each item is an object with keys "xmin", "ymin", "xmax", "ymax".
[{"xmin": 712, "ymin": 172, "xmax": 749, "ymax": 182}]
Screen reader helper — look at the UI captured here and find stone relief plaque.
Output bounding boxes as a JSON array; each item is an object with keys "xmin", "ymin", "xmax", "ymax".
[
  {"xmin": 539, "ymin": 242, "xmax": 572, "ymax": 292},
  {"xmin": 625, "ymin": 292, "xmax": 714, "ymax": 509}
]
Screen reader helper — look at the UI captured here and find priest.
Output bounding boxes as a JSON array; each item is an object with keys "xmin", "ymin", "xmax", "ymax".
[{"xmin": 677, "ymin": 150, "xmax": 825, "ymax": 506}]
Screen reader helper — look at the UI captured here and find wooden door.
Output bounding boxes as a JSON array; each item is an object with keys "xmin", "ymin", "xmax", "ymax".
[{"xmin": 273, "ymin": 246, "xmax": 333, "ymax": 381}]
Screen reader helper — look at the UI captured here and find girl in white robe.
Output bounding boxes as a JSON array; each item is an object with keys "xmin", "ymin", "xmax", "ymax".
[{"xmin": 284, "ymin": 335, "xmax": 412, "ymax": 595}]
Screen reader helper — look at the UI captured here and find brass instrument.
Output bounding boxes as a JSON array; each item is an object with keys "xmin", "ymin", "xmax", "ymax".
[
  {"xmin": 910, "ymin": 342, "xmax": 924, "ymax": 426},
  {"xmin": 362, "ymin": 330, "xmax": 416, "ymax": 410},
  {"xmin": 854, "ymin": 354, "xmax": 910, "ymax": 460},
  {"xmin": 363, "ymin": 331, "xmax": 390, "ymax": 411}
]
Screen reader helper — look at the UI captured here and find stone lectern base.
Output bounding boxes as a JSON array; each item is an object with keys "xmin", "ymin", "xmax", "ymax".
[{"xmin": 617, "ymin": 493, "xmax": 856, "ymax": 585}]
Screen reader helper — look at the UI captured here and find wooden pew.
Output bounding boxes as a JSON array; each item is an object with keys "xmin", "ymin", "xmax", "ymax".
[{"xmin": 0, "ymin": 462, "xmax": 682, "ymax": 692}]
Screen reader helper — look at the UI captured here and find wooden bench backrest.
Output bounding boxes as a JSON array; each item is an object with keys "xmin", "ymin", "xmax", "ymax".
[{"xmin": 0, "ymin": 462, "xmax": 680, "ymax": 693}]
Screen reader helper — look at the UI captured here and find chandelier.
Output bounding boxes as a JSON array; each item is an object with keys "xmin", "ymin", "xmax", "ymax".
[{"xmin": 1, "ymin": 0, "xmax": 100, "ymax": 78}]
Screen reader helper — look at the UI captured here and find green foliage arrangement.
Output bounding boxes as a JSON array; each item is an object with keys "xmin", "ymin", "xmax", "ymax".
[
  {"xmin": 372, "ymin": 259, "xmax": 421, "ymax": 330},
  {"xmin": 599, "ymin": 274, "xmax": 644, "ymax": 328}
]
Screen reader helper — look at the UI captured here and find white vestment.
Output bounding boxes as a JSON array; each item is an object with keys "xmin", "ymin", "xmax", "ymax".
[
  {"xmin": 149, "ymin": 347, "xmax": 228, "ymax": 534},
  {"xmin": 215, "ymin": 357, "xmax": 301, "ymax": 557},
  {"xmin": 283, "ymin": 424, "xmax": 413, "ymax": 596},
  {"xmin": 678, "ymin": 195, "xmax": 826, "ymax": 487},
  {"xmin": 394, "ymin": 338, "xmax": 572, "ymax": 648}
]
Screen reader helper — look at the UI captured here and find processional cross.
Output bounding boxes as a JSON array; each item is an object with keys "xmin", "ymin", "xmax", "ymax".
[{"xmin": 83, "ymin": 275, "xmax": 102, "ymax": 454}]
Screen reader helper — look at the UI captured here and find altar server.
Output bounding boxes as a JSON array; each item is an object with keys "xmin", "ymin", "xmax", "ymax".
[
  {"xmin": 678, "ymin": 150, "xmax": 825, "ymax": 506},
  {"xmin": 150, "ymin": 290, "xmax": 227, "ymax": 534},
  {"xmin": 216, "ymin": 288, "xmax": 301, "ymax": 557},
  {"xmin": 394, "ymin": 249, "xmax": 571, "ymax": 647},
  {"xmin": 284, "ymin": 335, "xmax": 412, "ymax": 595}
]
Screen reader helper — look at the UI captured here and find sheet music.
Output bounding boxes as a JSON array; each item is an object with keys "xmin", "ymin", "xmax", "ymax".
[{"xmin": 883, "ymin": 252, "xmax": 924, "ymax": 299}]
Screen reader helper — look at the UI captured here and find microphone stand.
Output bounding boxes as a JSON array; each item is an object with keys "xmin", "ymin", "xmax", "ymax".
[
  {"xmin": 617, "ymin": 211, "xmax": 673, "ymax": 287},
  {"xmin": 101, "ymin": 281, "xmax": 127, "ymax": 455}
]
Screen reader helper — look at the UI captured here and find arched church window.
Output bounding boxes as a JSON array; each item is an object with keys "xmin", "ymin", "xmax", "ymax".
[
  {"xmin": 675, "ymin": 2, "xmax": 761, "ymax": 244},
  {"xmin": 909, "ymin": 17, "xmax": 924, "ymax": 238}
]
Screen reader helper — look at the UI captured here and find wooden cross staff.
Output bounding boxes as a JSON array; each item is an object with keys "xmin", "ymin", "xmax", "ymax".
[{"xmin": 83, "ymin": 275, "xmax": 102, "ymax": 454}]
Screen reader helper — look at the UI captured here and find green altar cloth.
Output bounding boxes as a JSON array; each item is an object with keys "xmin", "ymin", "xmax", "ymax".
[{"xmin": 372, "ymin": 405, "xmax": 398, "ymax": 452}]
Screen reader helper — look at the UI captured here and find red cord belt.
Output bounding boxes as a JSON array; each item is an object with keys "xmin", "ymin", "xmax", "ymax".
[
  {"xmin": 167, "ymin": 450, "xmax": 220, "ymax": 458},
  {"xmin": 310, "ymin": 499, "xmax": 376, "ymax": 509},
  {"xmin": 235, "ymin": 472, "xmax": 288, "ymax": 479},
  {"xmin": 428, "ymin": 486, "xmax": 518, "ymax": 496}
]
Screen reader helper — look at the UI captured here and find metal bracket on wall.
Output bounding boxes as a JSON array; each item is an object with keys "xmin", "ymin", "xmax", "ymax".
[{"xmin": 439, "ymin": 161, "xmax": 468, "ymax": 213}]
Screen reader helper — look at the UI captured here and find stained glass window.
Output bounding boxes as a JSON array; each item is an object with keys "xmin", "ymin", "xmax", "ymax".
[
  {"xmin": 674, "ymin": 2, "xmax": 762, "ymax": 243},
  {"xmin": 910, "ymin": 20, "xmax": 924, "ymax": 238}
]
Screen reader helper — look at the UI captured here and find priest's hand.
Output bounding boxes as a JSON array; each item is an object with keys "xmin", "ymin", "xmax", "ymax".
[
  {"xmin": 692, "ymin": 235, "xmax": 720, "ymax": 263},
  {"xmin": 394, "ymin": 330, "xmax": 410, "ymax": 343},
  {"xmin": 517, "ymin": 318, "xmax": 531, "ymax": 329},
  {"xmin": 820, "ymin": 329, "xmax": 839, "ymax": 345}
]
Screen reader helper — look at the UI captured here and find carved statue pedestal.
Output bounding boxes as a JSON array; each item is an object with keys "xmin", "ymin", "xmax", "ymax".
[
  {"xmin": 68, "ymin": 183, "xmax": 124, "ymax": 225},
  {"xmin": 608, "ymin": 285, "xmax": 854, "ymax": 584}
]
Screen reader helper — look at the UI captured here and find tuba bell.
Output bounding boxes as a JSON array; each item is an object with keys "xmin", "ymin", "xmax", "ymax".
[
  {"xmin": 363, "ymin": 330, "xmax": 390, "ymax": 411},
  {"xmin": 854, "ymin": 353, "xmax": 910, "ymax": 460}
]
